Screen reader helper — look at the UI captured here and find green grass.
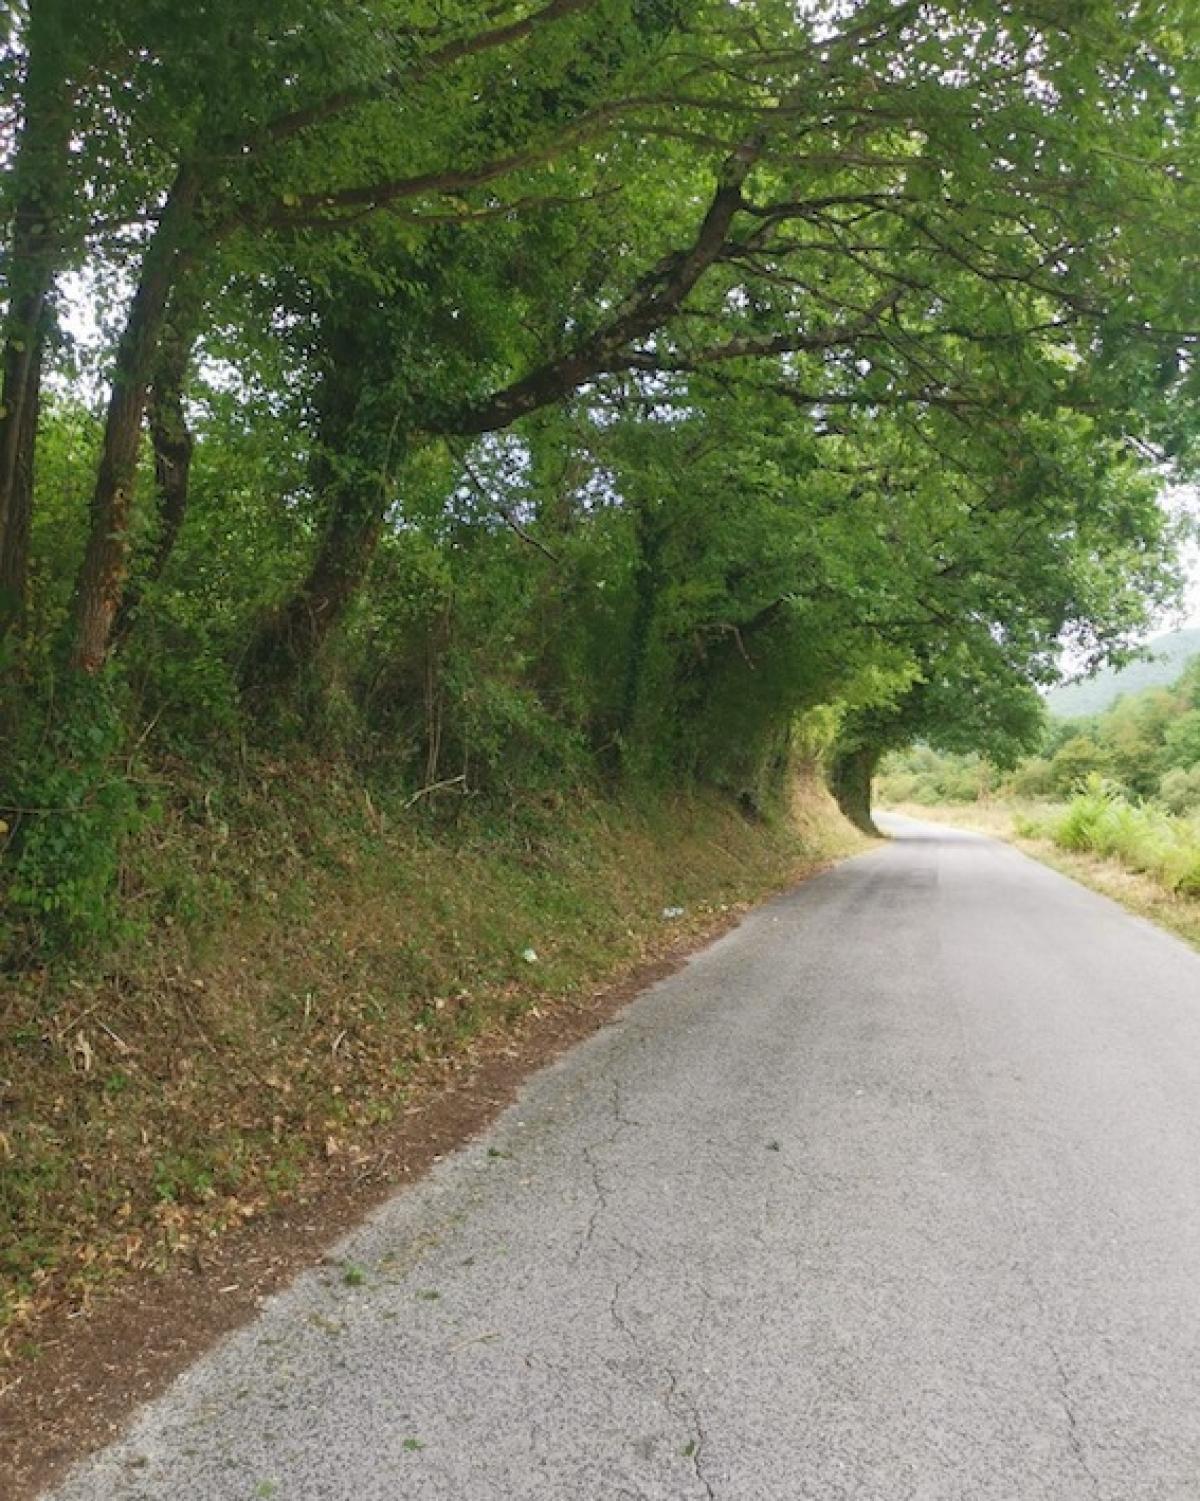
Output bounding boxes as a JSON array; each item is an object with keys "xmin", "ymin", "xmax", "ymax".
[
  {"xmin": 1, "ymin": 759, "xmax": 859, "ymax": 1357},
  {"xmin": 1025, "ymin": 779, "xmax": 1200, "ymax": 897}
]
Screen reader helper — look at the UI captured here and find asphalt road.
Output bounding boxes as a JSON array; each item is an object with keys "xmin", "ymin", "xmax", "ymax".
[{"xmin": 47, "ymin": 816, "xmax": 1200, "ymax": 1500}]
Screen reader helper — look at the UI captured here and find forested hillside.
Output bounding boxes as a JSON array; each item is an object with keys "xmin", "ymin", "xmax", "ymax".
[
  {"xmin": 3, "ymin": 2, "xmax": 1200, "ymax": 1342},
  {"xmin": 1045, "ymin": 629, "xmax": 1200, "ymax": 719},
  {"xmin": 884, "ymin": 653, "xmax": 1200, "ymax": 809}
]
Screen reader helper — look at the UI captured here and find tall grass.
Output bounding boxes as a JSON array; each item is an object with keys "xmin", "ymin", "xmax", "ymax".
[{"xmin": 1033, "ymin": 777, "xmax": 1200, "ymax": 897}]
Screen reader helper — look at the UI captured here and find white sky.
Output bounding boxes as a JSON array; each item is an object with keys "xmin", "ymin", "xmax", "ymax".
[
  {"xmin": 1167, "ymin": 548, "xmax": 1200, "ymax": 632},
  {"xmin": 1151, "ymin": 489, "xmax": 1200, "ymax": 636}
]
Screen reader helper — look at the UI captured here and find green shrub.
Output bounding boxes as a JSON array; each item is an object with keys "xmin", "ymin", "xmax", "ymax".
[
  {"xmin": 1, "ymin": 675, "xmax": 148, "ymax": 961},
  {"xmin": 1159, "ymin": 765, "xmax": 1200, "ymax": 816},
  {"xmin": 1008, "ymin": 756, "xmax": 1056, "ymax": 798},
  {"xmin": 875, "ymin": 747, "xmax": 996, "ymax": 806},
  {"xmin": 1048, "ymin": 776, "xmax": 1117, "ymax": 852},
  {"xmin": 1046, "ymin": 777, "xmax": 1200, "ymax": 897}
]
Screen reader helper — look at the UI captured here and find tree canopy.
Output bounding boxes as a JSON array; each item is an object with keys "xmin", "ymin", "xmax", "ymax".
[{"xmin": 2, "ymin": 0, "xmax": 1200, "ymax": 942}]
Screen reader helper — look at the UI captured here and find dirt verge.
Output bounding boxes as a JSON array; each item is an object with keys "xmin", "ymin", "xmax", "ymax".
[{"xmin": 0, "ymin": 902, "xmax": 781, "ymax": 1501}]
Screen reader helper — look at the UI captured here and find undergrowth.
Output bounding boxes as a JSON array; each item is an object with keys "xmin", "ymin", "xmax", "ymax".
[
  {"xmin": 1021, "ymin": 776, "xmax": 1200, "ymax": 896},
  {"xmin": 0, "ymin": 753, "xmax": 856, "ymax": 1357}
]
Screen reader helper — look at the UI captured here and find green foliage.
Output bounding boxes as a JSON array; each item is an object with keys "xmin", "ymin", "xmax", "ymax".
[
  {"xmin": 1051, "ymin": 653, "xmax": 1200, "ymax": 803},
  {"xmin": 1051, "ymin": 777, "xmax": 1124, "ymax": 853},
  {"xmin": 876, "ymin": 747, "xmax": 999, "ymax": 806},
  {"xmin": 3, "ymin": 1, "xmax": 1200, "ymax": 955},
  {"xmin": 1, "ymin": 676, "xmax": 146, "ymax": 959},
  {"xmin": 1006, "ymin": 757, "xmax": 1058, "ymax": 800},
  {"xmin": 1163, "ymin": 710, "xmax": 1200, "ymax": 772},
  {"xmin": 1045, "ymin": 778, "xmax": 1200, "ymax": 897},
  {"xmin": 880, "ymin": 644, "xmax": 1200, "ymax": 818},
  {"xmin": 1160, "ymin": 765, "xmax": 1200, "ymax": 815},
  {"xmin": 1047, "ymin": 735, "xmax": 1114, "ymax": 796}
]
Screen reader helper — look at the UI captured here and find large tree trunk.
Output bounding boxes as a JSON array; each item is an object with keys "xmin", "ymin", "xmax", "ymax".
[
  {"xmin": 240, "ymin": 501, "xmax": 387, "ymax": 688},
  {"xmin": 240, "ymin": 308, "xmax": 402, "ymax": 691},
  {"xmin": 830, "ymin": 745, "xmax": 882, "ymax": 835},
  {"xmin": 69, "ymin": 169, "xmax": 199, "ymax": 672},
  {"xmin": 0, "ymin": 350, "xmax": 43, "ymax": 629},
  {"xmin": 0, "ymin": 11, "xmax": 73, "ymax": 631},
  {"xmin": 112, "ymin": 285, "xmax": 203, "ymax": 646}
]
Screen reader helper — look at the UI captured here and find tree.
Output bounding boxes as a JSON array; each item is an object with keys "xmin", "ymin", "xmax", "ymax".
[
  {"xmin": 4, "ymin": 0, "xmax": 1200, "ymax": 960},
  {"xmin": 4, "ymin": 0, "xmax": 677, "ymax": 662},
  {"xmin": 138, "ymin": 1, "xmax": 1200, "ymax": 682},
  {"xmin": 822, "ymin": 402, "xmax": 1182, "ymax": 828},
  {"xmin": 0, "ymin": 0, "xmax": 91, "ymax": 627}
]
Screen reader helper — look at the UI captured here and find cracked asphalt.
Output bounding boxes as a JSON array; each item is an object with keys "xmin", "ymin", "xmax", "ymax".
[{"xmin": 46, "ymin": 816, "xmax": 1200, "ymax": 1500}]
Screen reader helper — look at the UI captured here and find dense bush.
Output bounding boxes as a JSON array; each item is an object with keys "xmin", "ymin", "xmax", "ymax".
[
  {"xmin": 1160, "ymin": 765, "xmax": 1200, "ymax": 815},
  {"xmin": 1039, "ymin": 778, "xmax": 1200, "ymax": 896},
  {"xmin": 875, "ymin": 748, "xmax": 999, "ymax": 806}
]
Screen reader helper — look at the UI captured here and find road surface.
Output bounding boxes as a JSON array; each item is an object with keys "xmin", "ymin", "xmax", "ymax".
[{"xmin": 47, "ymin": 816, "xmax": 1200, "ymax": 1499}]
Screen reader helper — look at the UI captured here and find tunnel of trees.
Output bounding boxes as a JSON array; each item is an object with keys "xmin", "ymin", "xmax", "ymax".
[{"xmin": 2, "ymin": 0, "xmax": 1199, "ymax": 950}]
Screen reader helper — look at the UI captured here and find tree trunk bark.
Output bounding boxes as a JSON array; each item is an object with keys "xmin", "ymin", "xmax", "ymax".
[
  {"xmin": 68, "ymin": 168, "xmax": 200, "ymax": 672},
  {"xmin": 0, "ymin": 349, "xmax": 43, "ymax": 628},
  {"xmin": 240, "ymin": 308, "xmax": 403, "ymax": 691},
  {"xmin": 112, "ymin": 286, "xmax": 203, "ymax": 646},
  {"xmin": 0, "ymin": 11, "xmax": 73, "ymax": 631},
  {"xmin": 830, "ymin": 745, "xmax": 882, "ymax": 835},
  {"xmin": 240, "ymin": 502, "xmax": 386, "ymax": 688}
]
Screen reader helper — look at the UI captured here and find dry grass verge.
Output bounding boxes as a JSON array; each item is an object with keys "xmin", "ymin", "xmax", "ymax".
[
  {"xmin": 882, "ymin": 800, "xmax": 1200, "ymax": 951},
  {"xmin": 2, "ymin": 767, "xmax": 860, "ymax": 1372}
]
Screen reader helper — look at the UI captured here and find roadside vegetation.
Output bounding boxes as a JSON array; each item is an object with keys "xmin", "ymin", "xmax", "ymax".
[
  {"xmin": 1034, "ymin": 783, "xmax": 1200, "ymax": 896},
  {"xmin": 2, "ymin": 770, "xmax": 855, "ymax": 1354},
  {"xmin": 877, "ymin": 653, "xmax": 1200, "ymax": 921},
  {"xmin": 4, "ymin": 2, "xmax": 1200, "ymax": 1363}
]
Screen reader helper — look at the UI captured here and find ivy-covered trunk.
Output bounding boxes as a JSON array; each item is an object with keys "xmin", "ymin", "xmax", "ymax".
[
  {"xmin": 830, "ymin": 745, "xmax": 882, "ymax": 835},
  {"xmin": 112, "ymin": 286, "xmax": 204, "ymax": 646},
  {"xmin": 241, "ymin": 498, "xmax": 387, "ymax": 688},
  {"xmin": 0, "ymin": 347, "xmax": 43, "ymax": 631},
  {"xmin": 0, "ymin": 12, "xmax": 73, "ymax": 631},
  {"xmin": 241, "ymin": 312, "xmax": 402, "ymax": 689},
  {"xmin": 69, "ymin": 170, "xmax": 200, "ymax": 673}
]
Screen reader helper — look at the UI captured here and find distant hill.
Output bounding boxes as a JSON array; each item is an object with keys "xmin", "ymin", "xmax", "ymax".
[{"xmin": 1046, "ymin": 628, "xmax": 1200, "ymax": 719}]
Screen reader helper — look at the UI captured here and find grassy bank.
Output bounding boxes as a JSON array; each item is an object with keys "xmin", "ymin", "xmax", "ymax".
[
  {"xmin": 882, "ymin": 796, "xmax": 1200, "ymax": 951},
  {"xmin": 1, "ymin": 762, "xmax": 858, "ymax": 1359}
]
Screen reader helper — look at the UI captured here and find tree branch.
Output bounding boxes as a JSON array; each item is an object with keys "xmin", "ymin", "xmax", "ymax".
[
  {"xmin": 225, "ymin": 102, "xmax": 639, "ymax": 235},
  {"xmin": 446, "ymin": 131, "xmax": 766, "ymax": 434},
  {"xmin": 462, "ymin": 458, "xmax": 562, "ymax": 563},
  {"xmin": 236, "ymin": 0, "xmax": 604, "ymax": 156}
]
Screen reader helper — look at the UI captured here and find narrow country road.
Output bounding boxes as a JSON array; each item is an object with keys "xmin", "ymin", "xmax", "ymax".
[{"xmin": 47, "ymin": 818, "xmax": 1200, "ymax": 1500}]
